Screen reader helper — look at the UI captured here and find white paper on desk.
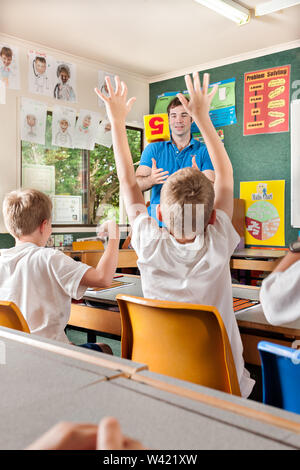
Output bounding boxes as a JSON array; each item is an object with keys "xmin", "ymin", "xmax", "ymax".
[{"xmin": 86, "ymin": 281, "xmax": 134, "ymax": 294}]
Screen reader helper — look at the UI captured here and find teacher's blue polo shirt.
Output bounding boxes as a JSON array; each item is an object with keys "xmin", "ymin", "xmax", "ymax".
[{"xmin": 139, "ymin": 137, "xmax": 214, "ymax": 223}]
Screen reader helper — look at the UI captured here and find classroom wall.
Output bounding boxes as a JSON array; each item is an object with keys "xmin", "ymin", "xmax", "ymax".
[
  {"xmin": 0, "ymin": 33, "xmax": 149, "ymax": 236},
  {"xmin": 149, "ymin": 47, "xmax": 300, "ymax": 247}
]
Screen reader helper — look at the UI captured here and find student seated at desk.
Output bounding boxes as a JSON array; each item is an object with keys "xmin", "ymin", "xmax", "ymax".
[
  {"xmin": 95, "ymin": 73, "xmax": 255, "ymax": 398},
  {"xmin": 260, "ymin": 242, "xmax": 300, "ymax": 325},
  {"xmin": 0, "ymin": 189, "xmax": 119, "ymax": 353}
]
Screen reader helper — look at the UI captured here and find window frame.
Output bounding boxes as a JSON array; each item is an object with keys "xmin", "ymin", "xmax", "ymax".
[{"xmin": 20, "ymin": 117, "xmax": 144, "ymax": 229}]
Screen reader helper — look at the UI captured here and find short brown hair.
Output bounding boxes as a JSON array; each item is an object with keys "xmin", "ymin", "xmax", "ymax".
[
  {"xmin": 0, "ymin": 47, "xmax": 12, "ymax": 58},
  {"xmin": 167, "ymin": 96, "xmax": 190, "ymax": 115},
  {"xmin": 160, "ymin": 167, "xmax": 214, "ymax": 239},
  {"xmin": 3, "ymin": 189, "xmax": 52, "ymax": 238}
]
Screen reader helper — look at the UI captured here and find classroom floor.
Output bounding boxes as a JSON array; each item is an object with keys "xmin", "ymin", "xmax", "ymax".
[{"xmin": 65, "ymin": 327, "xmax": 121, "ymax": 356}]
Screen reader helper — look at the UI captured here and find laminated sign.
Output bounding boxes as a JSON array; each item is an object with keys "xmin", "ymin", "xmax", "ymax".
[
  {"xmin": 240, "ymin": 180, "xmax": 285, "ymax": 246},
  {"xmin": 244, "ymin": 65, "xmax": 290, "ymax": 135}
]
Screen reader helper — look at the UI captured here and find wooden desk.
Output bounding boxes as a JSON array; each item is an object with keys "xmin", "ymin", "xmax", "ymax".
[
  {"xmin": 68, "ymin": 277, "xmax": 300, "ymax": 366},
  {"xmin": 64, "ymin": 248, "xmax": 138, "ymax": 268},
  {"xmin": 1, "ymin": 327, "xmax": 300, "ymax": 450},
  {"xmin": 230, "ymin": 248, "xmax": 286, "ymax": 272}
]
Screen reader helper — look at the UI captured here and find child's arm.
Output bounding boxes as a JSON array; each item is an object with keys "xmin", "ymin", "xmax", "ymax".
[
  {"xmin": 177, "ymin": 72, "xmax": 234, "ymax": 220},
  {"xmin": 95, "ymin": 77, "xmax": 147, "ymax": 226},
  {"xmin": 80, "ymin": 220, "xmax": 119, "ymax": 287}
]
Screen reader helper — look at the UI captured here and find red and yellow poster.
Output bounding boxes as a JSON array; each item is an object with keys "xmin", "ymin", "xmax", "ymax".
[
  {"xmin": 240, "ymin": 180, "xmax": 285, "ymax": 246},
  {"xmin": 243, "ymin": 65, "xmax": 290, "ymax": 136}
]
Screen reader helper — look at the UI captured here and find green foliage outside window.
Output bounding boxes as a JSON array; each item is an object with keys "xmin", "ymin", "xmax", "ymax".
[{"xmin": 21, "ymin": 114, "xmax": 142, "ymax": 225}]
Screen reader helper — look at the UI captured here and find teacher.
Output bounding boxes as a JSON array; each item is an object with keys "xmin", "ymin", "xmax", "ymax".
[{"xmin": 136, "ymin": 96, "xmax": 215, "ymax": 223}]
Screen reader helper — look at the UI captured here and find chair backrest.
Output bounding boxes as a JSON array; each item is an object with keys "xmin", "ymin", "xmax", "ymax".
[
  {"xmin": 258, "ymin": 341, "xmax": 300, "ymax": 414},
  {"xmin": 117, "ymin": 294, "xmax": 241, "ymax": 396},
  {"xmin": 0, "ymin": 301, "xmax": 30, "ymax": 333},
  {"xmin": 72, "ymin": 240, "xmax": 104, "ymax": 251}
]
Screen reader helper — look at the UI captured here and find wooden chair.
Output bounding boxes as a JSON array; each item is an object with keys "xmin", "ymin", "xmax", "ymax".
[
  {"xmin": 72, "ymin": 240, "xmax": 104, "ymax": 251},
  {"xmin": 0, "ymin": 301, "xmax": 30, "ymax": 333},
  {"xmin": 116, "ymin": 294, "xmax": 241, "ymax": 396},
  {"xmin": 258, "ymin": 341, "xmax": 300, "ymax": 414}
]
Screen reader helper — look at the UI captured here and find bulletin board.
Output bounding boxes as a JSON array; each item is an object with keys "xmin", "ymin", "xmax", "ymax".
[{"xmin": 149, "ymin": 47, "xmax": 300, "ymax": 246}]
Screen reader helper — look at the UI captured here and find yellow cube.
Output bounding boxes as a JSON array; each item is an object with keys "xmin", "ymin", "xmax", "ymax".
[{"xmin": 144, "ymin": 113, "xmax": 170, "ymax": 143}]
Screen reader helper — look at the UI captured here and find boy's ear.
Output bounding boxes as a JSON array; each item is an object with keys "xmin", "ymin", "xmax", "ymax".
[
  {"xmin": 156, "ymin": 204, "xmax": 163, "ymax": 222},
  {"xmin": 39, "ymin": 219, "xmax": 48, "ymax": 233},
  {"xmin": 207, "ymin": 209, "xmax": 216, "ymax": 226}
]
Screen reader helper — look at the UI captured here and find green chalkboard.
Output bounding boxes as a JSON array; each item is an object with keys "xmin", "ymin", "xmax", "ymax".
[{"xmin": 150, "ymin": 47, "xmax": 300, "ymax": 247}]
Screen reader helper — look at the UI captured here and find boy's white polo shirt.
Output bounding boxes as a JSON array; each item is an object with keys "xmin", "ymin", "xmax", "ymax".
[
  {"xmin": 131, "ymin": 209, "xmax": 255, "ymax": 398},
  {"xmin": 0, "ymin": 243, "xmax": 90, "ymax": 343}
]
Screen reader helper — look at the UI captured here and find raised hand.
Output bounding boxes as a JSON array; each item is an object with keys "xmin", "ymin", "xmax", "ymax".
[
  {"xmin": 95, "ymin": 76, "xmax": 136, "ymax": 123},
  {"xmin": 150, "ymin": 158, "xmax": 169, "ymax": 186},
  {"xmin": 177, "ymin": 72, "xmax": 218, "ymax": 124}
]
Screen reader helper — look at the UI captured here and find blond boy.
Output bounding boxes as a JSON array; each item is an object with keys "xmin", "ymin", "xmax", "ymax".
[
  {"xmin": 95, "ymin": 73, "xmax": 254, "ymax": 397},
  {"xmin": 0, "ymin": 189, "xmax": 119, "ymax": 350}
]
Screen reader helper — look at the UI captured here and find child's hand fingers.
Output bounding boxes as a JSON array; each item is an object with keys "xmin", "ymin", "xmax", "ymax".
[
  {"xmin": 114, "ymin": 76, "xmax": 121, "ymax": 96},
  {"xmin": 94, "ymin": 87, "xmax": 108, "ymax": 102},
  {"xmin": 208, "ymin": 83, "xmax": 218, "ymax": 101},
  {"xmin": 176, "ymin": 93, "xmax": 189, "ymax": 112},
  {"xmin": 151, "ymin": 158, "xmax": 157, "ymax": 169},
  {"xmin": 105, "ymin": 76, "xmax": 115, "ymax": 97},
  {"xmin": 202, "ymin": 73, "xmax": 209, "ymax": 95},
  {"xmin": 126, "ymin": 96, "xmax": 136, "ymax": 112},
  {"xmin": 184, "ymin": 74, "xmax": 194, "ymax": 96},
  {"xmin": 192, "ymin": 72, "xmax": 201, "ymax": 93}
]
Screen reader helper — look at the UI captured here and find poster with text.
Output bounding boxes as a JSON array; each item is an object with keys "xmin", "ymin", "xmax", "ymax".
[
  {"xmin": 54, "ymin": 61, "xmax": 77, "ymax": 102},
  {"xmin": 28, "ymin": 51, "xmax": 56, "ymax": 97},
  {"xmin": 154, "ymin": 78, "xmax": 237, "ymax": 130},
  {"xmin": 0, "ymin": 43, "xmax": 20, "ymax": 89},
  {"xmin": 20, "ymin": 97, "xmax": 47, "ymax": 145},
  {"xmin": 74, "ymin": 109, "xmax": 101, "ymax": 150},
  {"xmin": 51, "ymin": 195, "xmax": 82, "ymax": 224},
  {"xmin": 244, "ymin": 65, "xmax": 290, "ymax": 135},
  {"xmin": 240, "ymin": 180, "xmax": 285, "ymax": 246},
  {"xmin": 22, "ymin": 164, "xmax": 55, "ymax": 195},
  {"xmin": 52, "ymin": 105, "xmax": 76, "ymax": 148}
]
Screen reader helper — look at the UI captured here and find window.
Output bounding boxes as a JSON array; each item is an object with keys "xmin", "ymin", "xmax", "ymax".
[{"xmin": 21, "ymin": 113, "xmax": 143, "ymax": 226}]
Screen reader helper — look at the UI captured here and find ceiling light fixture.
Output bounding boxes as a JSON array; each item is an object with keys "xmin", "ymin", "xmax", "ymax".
[
  {"xmin": 255, "ymin": 0, "xmax": 300, "ymax": 16},
  {"xmin": 194, "ymin": 0, "xmax": 250, "ymax": 25}
]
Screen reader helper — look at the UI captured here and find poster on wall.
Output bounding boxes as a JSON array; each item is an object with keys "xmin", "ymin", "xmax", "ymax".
[
  {"xmin": 98, "ymin": 70, "xmax": 116, "ymax": 108},
  {"xmin": 240, "ymin": 180, "xmax": 285, "ymax": 246},
  {"xmin": 20, "ymin": 97, "xmax": 47, "ymax": 145},
  {"xmin": 51, "ymin": 195, "xmax": 82, "ymax": 224},
  {"xmin": 153, "ymin": 78, "xmax": 237, "ymax": 130},
  {"xmin": 73, "ymin": 109, "xmax": 101, "ymax": 150},
  {"xmin": 22, "ymin": 164, "xmax": 55, "ymax": 195},
  {"xmin": 0, "ymin": 43, "xmax": 20, "ymax": 89},
  {"xmin": 243, "ymin": 65, "xmax": 290, "ymax": 136},
  {"xmin": 53, "ymin": 61, "xmax": 77, "ymax": 102},
  {"xmin": 52, "ymin": 105, "xmax": 76, "ymax": 148},
  {"xmin": 95, "ymin": 119, "xmax": 112, "ymax": 148},
  {"xmin": 28, "ymin": 51, "xmax": 56, "ymax": 97}
]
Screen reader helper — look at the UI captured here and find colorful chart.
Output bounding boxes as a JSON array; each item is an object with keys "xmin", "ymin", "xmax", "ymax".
[
  {"xmin": 240, "ymin": 180, "xmax": 285, "ymax": 246},
  {"xmin": 245, "ymin": 200, "xmax": 280, "ymax": 241}
]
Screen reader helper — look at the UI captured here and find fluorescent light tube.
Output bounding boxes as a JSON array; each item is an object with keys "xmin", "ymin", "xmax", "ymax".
[
  {"xmin": 255, "ymin": 0, "xmax": 300, "ymax": 16},
  {"xmin": 194, "ymin": 0, "xmax": 250, "ymax": 25}
]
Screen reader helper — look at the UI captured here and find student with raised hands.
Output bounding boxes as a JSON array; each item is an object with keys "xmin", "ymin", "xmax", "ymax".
[{"xmin": 95, "ymin": 73, "xmax": 254, "ymax": 398}]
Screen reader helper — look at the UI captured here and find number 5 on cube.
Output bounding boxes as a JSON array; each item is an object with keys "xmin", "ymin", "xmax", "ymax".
[{"xmin": 144, "ymin": 113, "xmax": 170, "ymax": 143}]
